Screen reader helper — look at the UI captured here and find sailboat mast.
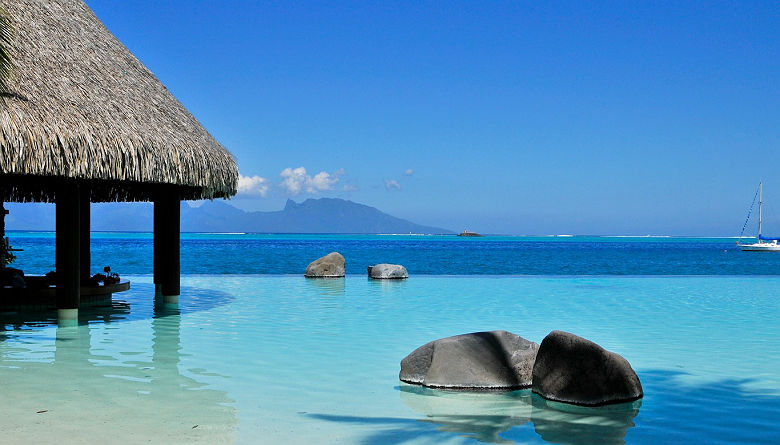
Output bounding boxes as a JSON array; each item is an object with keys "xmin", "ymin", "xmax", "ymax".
[{"xmin": 758, "ymin": 181, "xmax": 763, "ymax": 239}]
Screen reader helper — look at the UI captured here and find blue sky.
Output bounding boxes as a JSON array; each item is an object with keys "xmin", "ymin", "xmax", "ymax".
[{"xmin": 84, "ymin": 1, "xmax": 778, "ymax": 235}]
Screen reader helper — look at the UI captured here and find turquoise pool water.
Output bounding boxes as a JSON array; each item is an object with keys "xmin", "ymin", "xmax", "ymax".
[{"xmin": 1, "ymin": 275, "xmax": 778, "ymax": 443}]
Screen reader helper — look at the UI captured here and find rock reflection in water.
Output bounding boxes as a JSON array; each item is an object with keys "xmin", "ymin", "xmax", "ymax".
[
  {"xmin": 400, "ymin": 384, "xmax": 533, "ymax": 443},
  {"xmin": 367, "ymin": 275, "xmax": 409, "ymax": 295},
  {"xmin": 399, "ymin": 383, "xmax": 640, "ymax": 444},
  {"xmin": 305, "ymin": 276, "xmax": 346, "ymax": 296},
  {"xmin": 528, "ymin": 397, "xmax": 641, "ymax": 445}
]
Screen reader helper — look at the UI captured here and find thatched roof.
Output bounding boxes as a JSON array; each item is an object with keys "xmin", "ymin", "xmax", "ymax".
[{"xmin": 0, "ymin": 0, "xmax": 238, "ymax": 202}]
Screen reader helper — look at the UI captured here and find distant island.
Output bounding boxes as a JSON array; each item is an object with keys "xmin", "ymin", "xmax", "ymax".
[
  {"xmin": 5, "ymin": 198, "xmax": 453, "ymax": 234},
  {"xmin": 181, "ymin": 198, "xmax": 453, "ymax": 234}
]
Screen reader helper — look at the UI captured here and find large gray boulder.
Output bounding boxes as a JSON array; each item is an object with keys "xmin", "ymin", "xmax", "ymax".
[
  {"xmin": 532, "ymin": 330, "xmax": 643, "ymax": 406},
  {"xmin": 400, "ymin": 330, "xmax": 539, "ymax": 389},
  {"xmin": 304, "ymin": 252, "xmax": 345, "ymax": 278},
  {"xmin": 368, "ymin": 264, "xmax": 408, "ymax": 279}
]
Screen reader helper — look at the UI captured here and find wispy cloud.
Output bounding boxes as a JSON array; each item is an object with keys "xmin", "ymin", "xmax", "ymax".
[
  {"xmin": 405, "ymin": 168, "xmax": 414, "ymax": 176},
  {"xmin": 384, "ymin": 179, "xmax": 402, "ymax": 190},
  {"xmin": 237, "ymin": 174, "xmax": 271, "ymax": 198},
  {"xmin": 280, "ymin": 167, "xmax": 343, "ymax": 195}
]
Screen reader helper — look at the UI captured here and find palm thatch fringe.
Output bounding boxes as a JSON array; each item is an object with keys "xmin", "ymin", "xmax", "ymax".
[
  {"xmin": 0, "ymin": 5, "xmax": 13, "ymax": 93},
  {"xmin": 1, "ymin": 175, "xmax": 229, "ymax": 203},
  {"xmin": 0, "ymin": 0, "xmax": 238, "ymax": 202}
]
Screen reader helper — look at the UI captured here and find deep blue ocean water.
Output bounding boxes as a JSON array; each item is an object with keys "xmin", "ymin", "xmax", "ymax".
[
  {"xmin": 1, "ymin": 233, "xmax": 779, "ymax": 444},
  {"xmin": 7, "ymin": 232, "xmax": 780, "ymax": 276}
]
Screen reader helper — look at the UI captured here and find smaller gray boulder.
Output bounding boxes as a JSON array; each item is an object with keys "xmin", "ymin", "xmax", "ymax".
[
  {"xmin": 304, "ymin": 252, "xmax": 345, "ymax": 278},
  {"xmin": 368, "ymin": 264, "xmax": 408, "ymax": 279},
  {"xmin": 400, "ymin": 330, "xmax": 539, "ymax": 390},
  {"xmin": 532, "ymin": 330, "xmax": 643, "ymax": 406}
]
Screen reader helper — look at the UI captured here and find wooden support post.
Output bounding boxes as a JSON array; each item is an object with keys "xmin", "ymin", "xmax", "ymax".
[
  {"xmin": 79, "ymin": 187, "xmax": 91, "ymax": 282},
  {"xmin": 154, "ymin": 190, "xmax": 180, "ymax": 303},
  {"xmin": 1, "ymin": 201, "xmax": 6, "ymax": 239},
  {"xmin": 153, "ymin": 195, "xmax": 163, "ymax": 301},
  {"xmin": 153, "ymin": 198, "xmax": 161, "ymax": 298},
  {"xmin": 56, "ymin": 182, "xmax": 81, "ymax": 323},
  {"xmin": 1, "ymin": 201, "xmax": 6, "ymax": 271}
]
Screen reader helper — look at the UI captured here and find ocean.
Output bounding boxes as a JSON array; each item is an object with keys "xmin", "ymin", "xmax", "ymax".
[
  {"xmin": 1, "ymin": 233, "xmax": 778, "ymax": 444},
  {"xmin": 7, "ymin": 232, "xmax": 780, "ymax": 276}
]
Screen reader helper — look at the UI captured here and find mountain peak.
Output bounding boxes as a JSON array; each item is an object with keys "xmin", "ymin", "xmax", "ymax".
[
  {"xmin": 245, "ymin": 197, "xmax": 452, "ymax": 233},
  {"xmin": 286, "ymin": 197, "xmax": 362, "ymax": 210}
]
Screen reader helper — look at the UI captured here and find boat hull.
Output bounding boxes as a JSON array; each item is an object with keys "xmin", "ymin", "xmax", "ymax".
[{"xmin": 738, "ymin": 243, "xmax": 780, "ymax": 251}]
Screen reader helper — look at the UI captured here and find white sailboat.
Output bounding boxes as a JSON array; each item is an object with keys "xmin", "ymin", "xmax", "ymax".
[{"xmin": 737, "ymin": 182, "xmax": 780, "ymax": 251}]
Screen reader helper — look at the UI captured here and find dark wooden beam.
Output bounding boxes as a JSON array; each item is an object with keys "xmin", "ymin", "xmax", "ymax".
[
  {"xmin": 80, "ymin": 187, "xmax": 91, "ymax": 282},
  {"xmin": 1, "ymin": 200, "xmax": 6, "ymax": 270},
  {"xmin": 56, "ymin": 182, "xmax": 81, "ymax": 311},
  {"xmin": 1, "ymin": 201, "xmax": 6, "ymax": 238},
  {"xmin": 154, "ymin": 190, "xmax": 180, "ymax": 300},
  {"xmin": 153, "ymin": 198, "xmax": 161, "ymax": 290}
]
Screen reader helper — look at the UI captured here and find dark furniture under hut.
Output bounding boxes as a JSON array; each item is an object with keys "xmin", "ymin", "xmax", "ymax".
[{"xmin": 0, "ymin": 0, "xmax": 238, "ymax": 323}]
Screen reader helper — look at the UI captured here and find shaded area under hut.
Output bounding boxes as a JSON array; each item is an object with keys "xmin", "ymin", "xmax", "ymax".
[{"xmin": 0, "ymin": 0, "xmax": 238, "ymax": 322}]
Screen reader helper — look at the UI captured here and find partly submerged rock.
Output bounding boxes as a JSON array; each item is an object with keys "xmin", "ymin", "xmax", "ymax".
[
  {"xmin": 304, "ymin": 252, "xmax": 345, "ymax": 278},
  {"xmin": 532, "ymin": 330, "xmax": 643, "ymax": 406},
  {"xmin": 400, "ymin": 330, "xmax": 539, "ymax": 390},
  {"xmin": 368, "ymin": 263, "xmax": 408, "ymax": 279}
]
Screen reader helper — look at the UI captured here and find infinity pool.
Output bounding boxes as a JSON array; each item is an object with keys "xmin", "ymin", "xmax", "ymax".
[{"xmin": 0, "ymin": 275, "xmax": 778, "ymax": 443}]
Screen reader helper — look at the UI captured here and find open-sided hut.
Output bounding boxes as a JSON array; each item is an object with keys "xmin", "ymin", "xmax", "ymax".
[{"xmin": 0, "ymin": 0, "xmax": 238, "ymax": 321}]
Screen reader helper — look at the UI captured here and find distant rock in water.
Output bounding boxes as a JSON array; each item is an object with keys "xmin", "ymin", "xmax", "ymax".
[
  {"xmin": 457, "ymin": 229, "xmax": 482, "ymax": 237},
  {"xmin": 368, "ymin": 264, "xmax": 408, "ymax": 279},
  {"xmin": 400, "ymin": 330, "xmax": 539, "ymax": 390},
  {"xmin": 532, "ymin": 330, "xmax": 643, "ymax": 406},
  {"xmin": 305, "ymin": 252, "xmax": 346, "ymax": 278}
]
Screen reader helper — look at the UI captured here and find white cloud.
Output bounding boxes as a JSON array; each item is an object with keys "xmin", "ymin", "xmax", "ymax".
[
  {"xmin": 385, "ymin": 179, "xmax": 402, "ymax": 190},
  {"xmin": 405, "ymin": 168, "xmax": 414, "ymax": 176},
  {"xmin": 342, "ymin": 184, "xmax": 358, "ymax": 192},
  {"xmin": 308, "ymin": 171, "xmax": 338, "ymax": 192},
  {"xmin": 237, "ymin": 174, "xmax": 271, "ymax": 198},
  {"xmin": 280, "ymin": 167, "xmax": 307, "ymax": 195},
  {"xmin": 280, "ymin": 166, "xmax": 341, "ymax": 195}
]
